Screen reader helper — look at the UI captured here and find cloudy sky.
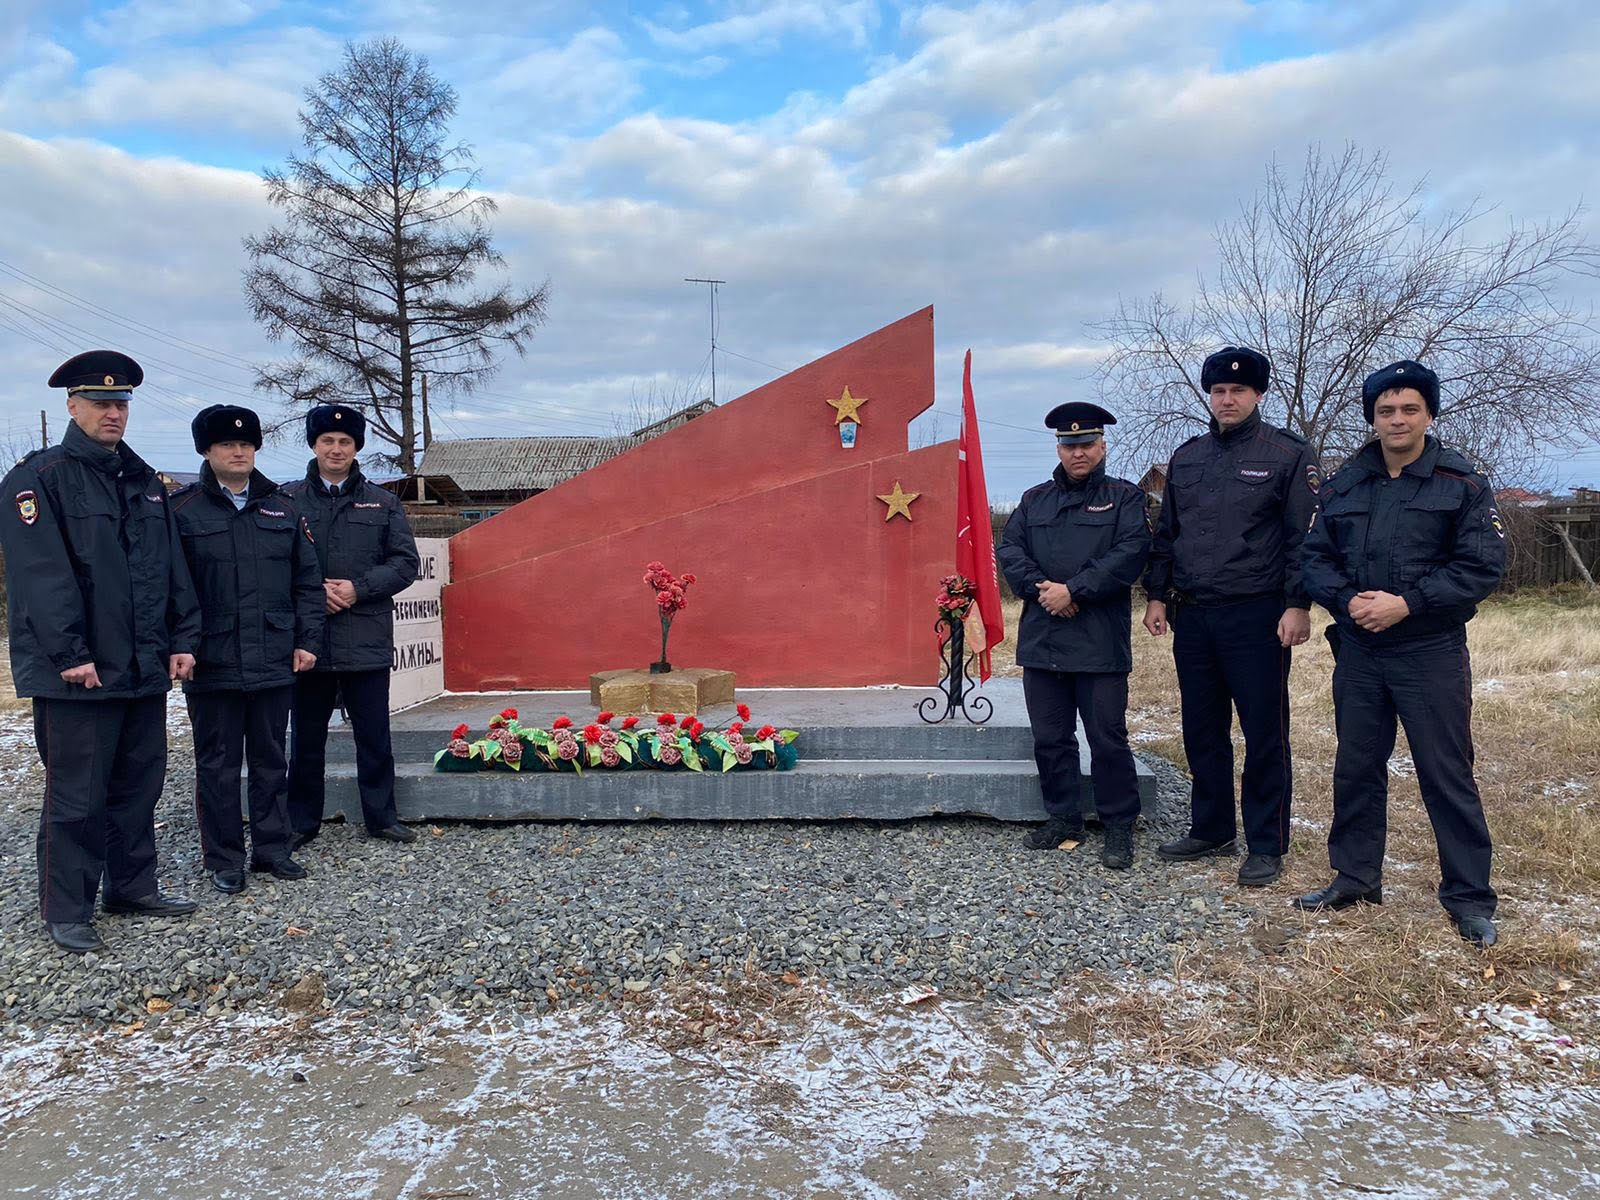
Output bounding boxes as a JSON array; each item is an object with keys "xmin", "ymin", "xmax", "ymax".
[{"xmin": 1, "ymin": 0, "xmax": 1596, "ymax": 500}]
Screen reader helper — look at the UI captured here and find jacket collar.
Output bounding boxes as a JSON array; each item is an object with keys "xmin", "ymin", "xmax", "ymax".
[
  {"xmin": 201, "ymin": 462, "xmax": 281, "ymax": 505},
  {"xmin": 303, "ymin": 458, "xmax": 364, "ymax": 497},
  {"xmin": 1052, "ymin": 461, "xmax": 1106, "ymax": 498},
  {"xmin": 1208, "ymin": 407, "xmax": 1261, "ymax": 444},
  {"xmin": 63, "ymin": 421, "xmax": 154, "ymax": 481},
  {"xmin": 1354, "ymin": 434, "xmax": 1441, "ymax": 479}
]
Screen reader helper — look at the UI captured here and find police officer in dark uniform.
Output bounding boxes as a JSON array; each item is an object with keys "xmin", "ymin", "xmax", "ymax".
[
  {"xmin": 0, "ymin": 351, "xmax": 201, "ymax": 953},
  {"xmin": 1297, "ymin": 361, "xmax": 1505, "ymax": 947},
  {"xmin": 1143, "ymin": 347, "xmax": 1320, "ymax": 887},
  {"xmin": 999, "ymin": 402, "xmax": 1152, "ymax": 869},
  {"xmin": 172, "ymin": 405, "xmax": 326, "ymax": 893},
  {"xmin": 281, "ymin": 404, "xmax": 420, "ymax": 847}
]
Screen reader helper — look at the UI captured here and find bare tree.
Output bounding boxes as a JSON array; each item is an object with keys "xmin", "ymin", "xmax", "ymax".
[
  {"xmin": 609, "ymin": 376, "xmax": 712, "ymax": 437},
  {"xmin": 1094, "ymin": 144, "xmax": 1600, "ymax": 481},
  {"xmin": 244, "ymin": 38, "xmax": 550, "ymax": 473}
]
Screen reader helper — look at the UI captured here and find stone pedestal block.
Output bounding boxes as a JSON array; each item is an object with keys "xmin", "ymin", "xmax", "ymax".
[{"xmin": 588, "ymin": 668, "xmax": 736, "ymax": 716}]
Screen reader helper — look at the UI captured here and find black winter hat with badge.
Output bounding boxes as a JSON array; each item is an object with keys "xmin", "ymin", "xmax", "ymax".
[
  {"xmin": 191, "ymin": 404, "xmax": 262, "ymax": 453},
  {"xmin": 1200, "ymin": 346, "xmax": 1271, "ymax": 394},
  {"xmin": 305, "ymin": 404, "xmax": 365, "ymax": 451},
  {"xmin": 1362, "ymin": 360, "xmax": 1439, "ymax": 424}
]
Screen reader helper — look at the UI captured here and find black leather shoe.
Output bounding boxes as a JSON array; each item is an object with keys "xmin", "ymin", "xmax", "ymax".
[
  {"xmin": 211, "ymin": 869, "xmax": 247, "ymax": 894},
  {"xmin": 1238, "ymin": 853, "xmax": 1282, "ymax": 887},
  {"xmin": 47, "ymin": 921, "xmax": 105, "ymax": 953},
  {"xmin": 102, "ymin": 892, "xmax": 198, "ymax": 916},
  {"xmin": 251, "ymin": 857, "xmax": 309, "ymax": 881},
  {"xmin": 1101, "ymin": 824, "xmax": 1134, "ymax": 870},
  {"xmin": 368, "ymin": 823, "xmax": 418, "ymax": 844},
  {"xmin": 1452, "ymin": 913, "xmax": 1498, "ymax": 948},
  {"xmin": 1292, "ymin": 881, "xmax": 1383, "ymax": 911},
  {"xmin": 1024, "ymin": 816, "xmax": 1085, "ymax": 850},
  {"xmin": 1156, "ymin": 835, "xmax": 1237, "ymax": 861}
]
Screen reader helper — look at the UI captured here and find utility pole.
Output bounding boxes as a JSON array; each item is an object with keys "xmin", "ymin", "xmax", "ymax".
[
  {"xmin": 421, "ymin": 373, "xmax": 433, "ymax": 451},
  {"xmin": 684, "ymin": 277, "xmax": 725, "ymax": 406},
  {"xmin": 39, "ymin": 409, "xmax": 47, "ymax": 448}
]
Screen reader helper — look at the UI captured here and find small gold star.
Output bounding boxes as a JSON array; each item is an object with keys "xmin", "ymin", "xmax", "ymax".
[
  {"xmin": 877, "ymin": 480, "xmax": 920, "ymax": 522},
  {"xmin": 826, "ymin": 385, "xmax": 867, "ymax": 425}
]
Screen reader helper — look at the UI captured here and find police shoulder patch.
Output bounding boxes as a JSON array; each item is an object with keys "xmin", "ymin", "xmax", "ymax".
[{"xmin": 15, "ymin": 490, "xmax": 38, "ymax": 525}]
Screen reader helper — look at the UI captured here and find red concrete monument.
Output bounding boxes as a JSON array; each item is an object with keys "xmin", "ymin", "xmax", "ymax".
[{"xmin": 443, "ymin": 307, "xmax": 957, "ymax": 689}]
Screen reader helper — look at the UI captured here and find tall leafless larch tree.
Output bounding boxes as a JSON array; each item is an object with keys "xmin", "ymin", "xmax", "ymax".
[
  {"xmin": 1094, "ymin": 144, "xmax": 1600, "ymax": 481},
  {"xmin": 244, "ymin": 38, "xmax": 549, "ymax": 473}
]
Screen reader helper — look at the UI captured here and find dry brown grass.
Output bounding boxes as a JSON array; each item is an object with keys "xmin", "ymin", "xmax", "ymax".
[{"xmin": 990, "ymin": 590, "xmax": 1600, "ymax": 1079}]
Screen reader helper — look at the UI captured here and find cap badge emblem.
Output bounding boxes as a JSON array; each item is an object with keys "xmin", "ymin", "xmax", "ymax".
[
  {"xmin": 1397, "ymin": 366, "xmax": 1406, "ymax": 373},
  {"xmin": 335, "ymin": 412, "xmax": 342, "ymax": 420},
  {"xmin": 103, "ymin": 375, "xmax": 115, "ymax": 385},
  {"xmin": 234, "ymin": 418, "xmax": 243, "ymax": 427},
  {"xmin": 1230, "ymin": 361, "xmax": 1239, "ymax": 370},
  {"xmin": 1070, "ymin": 422, "xmax": 1080, "ymax": 431}
]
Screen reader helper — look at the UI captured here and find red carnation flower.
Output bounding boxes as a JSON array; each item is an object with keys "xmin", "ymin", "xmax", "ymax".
[
  {"xmin": 583, "ymin": 724, "xmax": 602, "ymax": 745},
  {"xmin": 502, "ymin": 739, "xmax": 523, "ymax": 763},
  {"xmin": 659, "ymin": 744, "xmax": 683, "ymax": 766},
  {"xmin": 452, "ymin": 723, "xmax": 470, "ymax": 740},
  {"xmin": 736, "ymin": 703, "xmax": 751, "ymax": 722},
  {"xmin": 500, "ymin": 707, "xmax": 518, "ymax": 721},
  {"xmin": 621, "ymin": 716, "xmax": 639, "ymax": 730},
  {"xmin": 597, "ymin": 711, "xmax": 614, "ymax": 724},
  {"xmin": 733, "ymin": 743, "xmax": 753, "ymax": 765},
  {"xmin": 682, "ymin": 573, "xmax": 696, "ymax": 584},
  {"xmin": 448, "ymin": 739, "xmax": 471, "ymax": 758},
  {"xmin": 556, "ymin": 739, "xmax": 579, "ymax": 761},
  {"xmin": 488, "ymin": 714, "xmax": 506, "ymax": 728},
  {"xmin": 755, "ymin": 724, "xmax": 776, "ymax": 741},
  {"xmin": 552, "ymin": 715, "xmax": 573, "ymax": 730},
  {"xmin": 600, "ymin": 746, "xmax": 622, "ymax": 768},
  {"xmin": 727, "ymin": 721, "xmax": 743, "ymax": 734},
  {"xmin": 599, "ymin": 728, "xmax": 619, "ymax": 748},
  {"xmin": 657, "ymin": 713, "xmax": 677, "ymax": 726}
]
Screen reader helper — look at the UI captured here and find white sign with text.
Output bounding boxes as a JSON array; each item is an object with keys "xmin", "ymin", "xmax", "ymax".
[{"xmin": 390, "ymin": 537, "xmax": 449, "ymax": 711}]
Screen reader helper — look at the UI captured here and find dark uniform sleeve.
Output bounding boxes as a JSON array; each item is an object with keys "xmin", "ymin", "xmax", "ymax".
[
  {"xmin": 354, "ymin": 500, "xmax": 420, "ymax": 603},
  {"xmin": 0, "ymin": 463, "xmax": 93, "ymax": 671},
  {"xmin": 1282, "ymin": 444, "xmax": 1321, "ymax": 610},
  {"xmin": 164, "ymin": 497, "xmax": 201, "ymax": 657},
  {"xmin": 997, "ymin": 501, "xmax": 1046, "ymax": 598},
  {"xmin": 1143, "ymin": 479, "xmax": 1177, "ymax": 603},
  {"xmin": 292, "ymin": 515, "xmax": 325, "ymax": 654},
  {"xmin": 1065, "ymin": 489, "xmax": 1152, "ymax": 604},
  {"xmin": 1401, "ymin": 477, "xmax": 1507, "ymax": 616},
  {"xmin": 1299, "ymin": 501, "xmax": 1359, "ymax": 619}
]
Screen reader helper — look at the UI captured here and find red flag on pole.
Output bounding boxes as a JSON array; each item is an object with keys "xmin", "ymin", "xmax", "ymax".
[{"xmin": 954, "ymin": 350, "xmax": 1005, "ymax": 682}]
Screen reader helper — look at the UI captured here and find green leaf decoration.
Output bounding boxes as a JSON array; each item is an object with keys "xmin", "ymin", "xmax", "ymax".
[
  {"xmin": 432, "ymin": 748, "xmax": 447, "ymax": 767},
  {"xmin": 617, "ymin": 741, "xmax": 633, "ymax": 763},
  {"xmin": 780, "ymin": 729, "xmax": 800, "ymax": 744}
]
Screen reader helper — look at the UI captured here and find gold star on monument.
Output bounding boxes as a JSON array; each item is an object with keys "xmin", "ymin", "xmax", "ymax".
[
  {"xmin": 877, "ymin": 480, "xmax": 920, "ymax": 522},
  {"xmin": 827, "ymin": 385, "xmax": 867, "ymax": 425}
]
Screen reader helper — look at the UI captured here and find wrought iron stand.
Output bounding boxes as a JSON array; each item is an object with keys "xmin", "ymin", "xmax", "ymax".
[{"xmin": 917, "ymin": 616, "xmax": 993, "ymax": 724}]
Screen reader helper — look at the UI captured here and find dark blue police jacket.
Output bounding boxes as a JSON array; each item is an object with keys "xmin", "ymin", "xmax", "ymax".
[
  {"xmin": 0, "ymin": 423, "xmax": 201, "ymax": 700},
  {"xmin": 998, "ymin": 463, "xmax": 1151, "ymax": 674},
  {"xmin": 1301, "ymin": 436, "xmax": 1505, "ymax": 647}
]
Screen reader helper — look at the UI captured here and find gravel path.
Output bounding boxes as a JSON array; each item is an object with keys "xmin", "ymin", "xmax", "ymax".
[{"xmin": 0, "ymin": 699, "xmax": 1249, "ymax": 1032}]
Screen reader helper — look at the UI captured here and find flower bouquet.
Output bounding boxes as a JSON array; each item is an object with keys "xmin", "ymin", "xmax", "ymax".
[{"xmin": 433, "ymin": 704, "xmax": 800, "ymax": 775}]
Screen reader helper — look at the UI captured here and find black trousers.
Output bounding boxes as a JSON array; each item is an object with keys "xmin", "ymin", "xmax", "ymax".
[
  {"xmin": 186, "ymin": 685, "xmax": 293, "ymax": 872},
  {"xmin": 1022, "ymin": 668, "xmax": 1140, "ymax": 826},
  {"xmin": 33, "ymin": 695, "xmax": 167, "ymax": 922},
  {"xmin": 1172, "ymin": 595, "xmax": 1293, "ymax": 855},
  {"xmin": 1329, "ymin": 630, "xmax": 1495, "ymax": 918},
  {"xmin": 287, "ymin": 669, "xmax": 397, "ymax": 837}
]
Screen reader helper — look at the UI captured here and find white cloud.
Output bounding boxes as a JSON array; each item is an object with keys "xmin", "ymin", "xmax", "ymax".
[
  {"xmin": 641, "ymin": 0, "xmax": 880, "ymax": 53},
  {"xmin": 86, "ymin": 0, "xmax": 278, "ymax": 45}
]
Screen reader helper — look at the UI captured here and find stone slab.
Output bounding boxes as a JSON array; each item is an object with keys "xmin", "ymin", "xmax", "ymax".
[
  {"xmin": 320, "ymin": 681, "xmax": 1159, "ymax": 825},
  {"xmin": 321, "ymin": 757, "xmax": 1152, "ymax": 824},
  {"xmin": 588, "ymin": 668, "xmax": 736, "ymax": 715}
]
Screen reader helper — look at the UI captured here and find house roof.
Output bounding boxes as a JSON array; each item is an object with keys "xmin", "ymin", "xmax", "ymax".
[
  {"xmin": 418, "ymin": 435, "xmax": 642, "ymax": 492},
  {"xmin": 415, "ymin": 400, "xmax": 715, "ymax": 494}
]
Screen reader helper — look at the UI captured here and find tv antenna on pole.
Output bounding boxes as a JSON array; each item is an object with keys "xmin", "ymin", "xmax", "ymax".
[{"xmin": 684, "ymin": 277, "xmax": 725, "ymax": 405}]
